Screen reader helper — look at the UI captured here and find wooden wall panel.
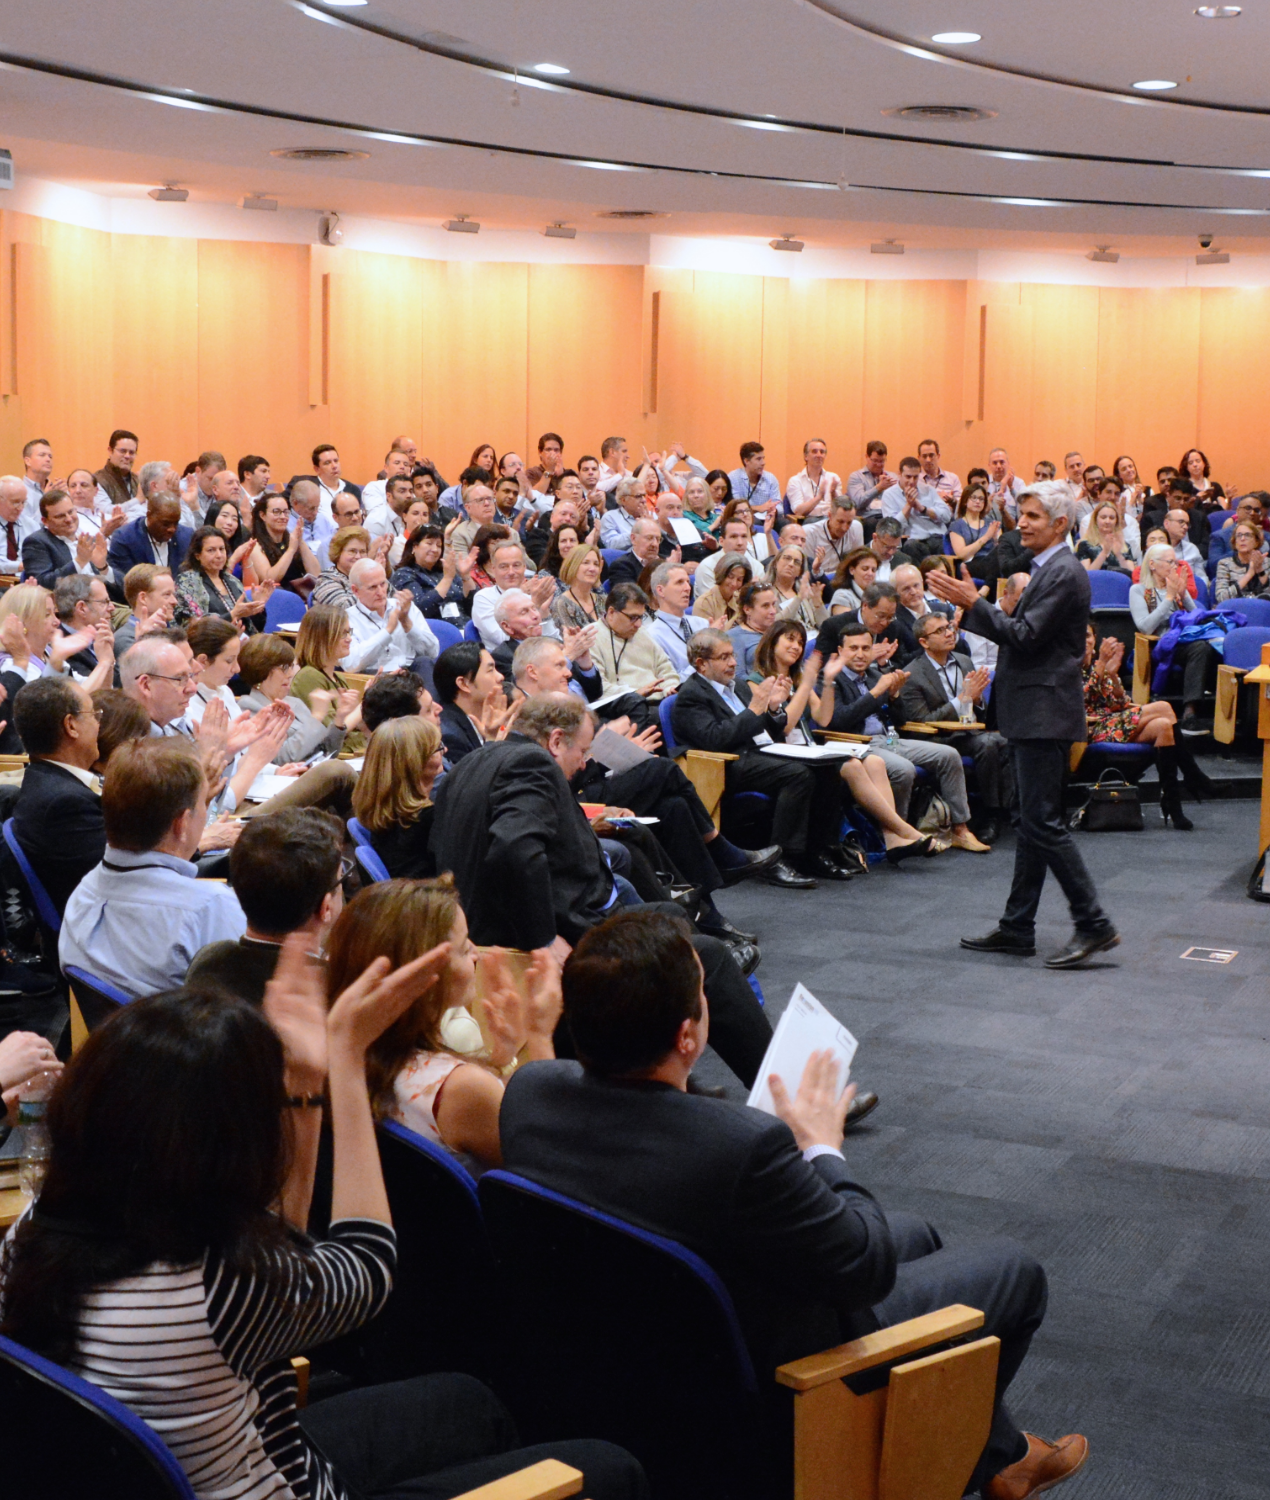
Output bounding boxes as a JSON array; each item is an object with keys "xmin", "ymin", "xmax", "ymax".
[
  {"xmin": 1095, "ymin": 288, "xmax": 1200, "ymax": 479},
  {"xmin": 1019, "ymin": 285, "xmax": 1099, "ymax": 473},
  {"xmin": 196, "ymin": 241, "xmax": 327, "ymax": 481},
  {"xmin": 1198, "ymin": 289, "xmax": 1270, "ymax": 495},
  {"xmin": 784, "ymin": 279, "xmax": 867, "ymax": 481},
  {"xmin": 759, "ymin": 278, "xmax": 790, "ymax": 477},
  {"xmin": 110, "ymin": 235, "xmax": 199, "ymax": 466},
  {"xmin": 862, "ymin": 280, "xmax": 968, "ymax": 474},
  {"xmin": 527, "ymin": 264, "xmax": 646, "ymax": 468},
  {"xmin": 433, "ymin": 263, "xmax": 528, "ymax": 480},
  {"xmin": 980, "ymin": 304, "xmax": 1036, "ymax": 465}
]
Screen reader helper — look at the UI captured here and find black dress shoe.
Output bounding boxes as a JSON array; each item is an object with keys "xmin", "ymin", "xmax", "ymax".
[
  {"xmin": 845, "ymin": 1089, "xmax": 879, "ymax": 1128},
  {"xmin": 803, "ymin": 853, "xmax": 854, "ymax": 882},
  {"xmin": 720, "ymin": 844, "xmax": 783, "ymax": 886},
  {"xmin": 976, "ymin": 815, "xmax": 1003, "ymax": 845},
  {"xmin": 822, "ymin": 847, "xmax": 862, "ymax": 877},
  {"xmin": 762, "ymin": 860, "xmax": 817, "ymax": 889},
  {"xmin": 1044, "ymin": 928, "xmax": 1120, "ymax": 969},
  {"xmin": 726, "ymin": 941, "xmax": 762, "ymax": 977},
  {"xmin": 960, "ymin": 927, "xmax": 1037, "ymax": 956},
  {"xmin": 698, "ymin": 916, "xmax": 760, "ymax": 945}
]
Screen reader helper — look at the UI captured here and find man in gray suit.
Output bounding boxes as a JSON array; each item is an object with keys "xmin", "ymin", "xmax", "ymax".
[{"xmin": 929, "ymin": 481, "xmax": 1118, "ymax": 968}]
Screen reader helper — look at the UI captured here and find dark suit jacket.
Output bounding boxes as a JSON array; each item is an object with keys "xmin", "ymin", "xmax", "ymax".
[
  {"xmin": 285, "ymin": 475, "xmax": 362, "ymax": 504},
  {"xmin": 669, "ymin": 669, "xmax": 787, "ymax": 755},
  {"xmin": 430, "ymin": 735, "xmax": 614, "ymax": 948},
  {"xmin": 438, "ymin": 702, "xmax": 485, "ymax": 764},
  {"xmin": 369, "ymin": 807, "xmax": 437, "ymax": 881},
  {"xmin": 501, "ymin": 1061, "xmax": 896, "ymax": 1369},
  {"xmin": 106, "ymin": 517, "xmax": 193, "ymax": 577},
  {"xmin": 21, "ymin": 530, "xmax": 81, "ymax": 590},
  {"xmin": 897, "ymin": 648, "xmax": 973, "ymax": 725},
  {"xmin": 186, "ymin": 936, "xmax": 282, "ymax": 1006},
  {"xmin": 894, "ymin": 600, "xmax": 954, "ymax": 664},
  {"xmin": 815, "ymin": 610, "xmax": 912, "ymax": 666},
  {"xmin": 962, "ymin": 544, "xmax": 1088, "ymax": 741},
  {"xmin": 57, "ymin": 622, "xmax": 99, "ymax": 680},
  {"xmin": 605, "ymin": 550, "xmax": 659, "ymax": 588},
  {"xmin": 823, "ymin": 664, "xmax": 896, "ymax": 736},
  {"xmin": 10, "ymin": 759, "xmax": 104, "ymax": 913},
  {"xmin": 491, "ymin": 639, "xmax": 602, "ymax": 703}
]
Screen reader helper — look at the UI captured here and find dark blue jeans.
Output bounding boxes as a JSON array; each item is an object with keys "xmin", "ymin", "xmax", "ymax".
[{"xmin": 1001, "ymin": 738, "xmax": 1111, "ymax": 937}]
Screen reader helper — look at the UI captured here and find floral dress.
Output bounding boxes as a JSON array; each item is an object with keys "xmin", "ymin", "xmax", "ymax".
[{"xmin": 1083, "ymin": 665, "xmax": 1142, "ymax": 743}]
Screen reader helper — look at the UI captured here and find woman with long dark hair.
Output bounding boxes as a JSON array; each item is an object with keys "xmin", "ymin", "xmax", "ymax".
[
  {"xmin": 175, "ymin": 525, "xmax": 269, "ymax": 628},
  {"xmin": 244, "ymin": 492, "xmax": 319, "ymax": 595},
  {"xmin": 0, "ymin": 943, "xmax": 644, "ymax": 1500}
]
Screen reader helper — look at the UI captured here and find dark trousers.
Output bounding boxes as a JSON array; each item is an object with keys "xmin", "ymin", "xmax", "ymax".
[
  {"xmin": 872, "ymin": 1213, "xmax": 1044, "ymax": 1494},
  {"xmin": 944, "ymin": 729, "xmax": 1015, "ymax": 812},
  {"xmin": 725, "ymin": 753, "xmax": 842, "ymax": 857},
  {"xmin": 300, "ymin": 1371, "xmax": 648, "ymax": 1500},
  {"xmin": 1001, "ymin": 739, "xmax": 1110, "ymax": 937},
  {"xmin": 605, "ymin": 758, "xmax": 723, "ymax": 895},
  {"xmin": 1171, "ymin": 638, "xmax": 1217, "ymax": 707}
]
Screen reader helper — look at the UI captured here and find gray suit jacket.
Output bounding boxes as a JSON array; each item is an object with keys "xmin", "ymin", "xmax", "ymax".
[
  {"xmin": 897, "ymin": 649, "xmax": 973, "ymax": 725},
  {"xmin": 961, "ymin": 545, "xmax": 1088, "ymax": 741}
]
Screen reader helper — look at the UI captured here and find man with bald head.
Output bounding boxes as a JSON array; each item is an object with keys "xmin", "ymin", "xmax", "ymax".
[
  {"xmin": 108, "ymin": 491, "xmax": 194, "ymax": 575},
  {"xmin": 342, "ymin": 557, "xmax": 438, "ymax": 673},
  {"xmin": 448, "ymin": 484, "xmax": 497, "ymax": 553},
  {"xmin": 0, "ymin": 475, "xmax": 37, "ymax": 577},
  {"xmin": 288, "ymin": 478, "xmax": 336, "ymax": 554},
  {"xmin": 608, "ymin": 517, "xmax": 675, "ymax": 587}
]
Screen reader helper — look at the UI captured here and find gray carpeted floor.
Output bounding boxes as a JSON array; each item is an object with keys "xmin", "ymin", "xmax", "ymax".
[{"xmin": 706, "ymin": 799, "xmax": 1270, "ymax": 1499}]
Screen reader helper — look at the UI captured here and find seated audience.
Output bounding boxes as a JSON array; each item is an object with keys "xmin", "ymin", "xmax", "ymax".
[
  {"xmin": 22, "ymin": 489, "xmax": 112, "ymax": 592},
  {"xmin": 244, "ymin": 491, "xmax": 319, "ymax": 594},
  {"xmin": 828, "ymin": 546, "xmax": 879, "ymax": 615},
  {"xmin": 360, "ymin": 669, "xmax": 443, "ymax": 735},
  {"xmin": 474, "ymin": 539, "xmax": 556, "ymax": 648},
  {"xmin": 541, "ymin": 520, "xmax": 581, "ymax": 578},
  {"xmin": 817, "ymin": 581, "xmax": 910, "ymax": 665},
  {"xmin": 764, "ymin": 544, "xmax": 826, "ymax": 631},
  {"xmin": 448, "ymin": 481, "xmax": 498, "ymax": 554},
  {"xmin": 727, "ymin": 582, "xmax": 779, "ymax": 677},
  {"xmin": 598, "ymin": 476, "xmax": 647, "ymax": 550},
  {"xmin": 52, "ymin": 574, "xmax": 113, "ymax": 680},
  {"xmin": 804, "ymin": 493, "xmax": 864, "ymax": 582},
  {"xmin": 605, "ymin": 520, "xmax": 666, "ymax": 590},
  {"xmin": 500, "ymin": 909, "xmax": 1085, "ymax": 1500},
  {"xmin": 949, "ymin": 482, "xmax": 1002, "ymax": 584},
  {"xmin": 186, "ymin": 616, "xmax": 244, "ymax": 725},
  {"xmin": 1215, "ymin": 520, "xmax": 1270, "ymax": 601},
  {"xmin": 290, "ymin": 604, "xmax": 367, "ymax": 755},
  {"xmin": 187, "ymin": 807, "xmax": 347, "ymax": 1002},
  {"xmin": 692, "ymin": 516, "xmax": 761, "ymax": 599},
  {"xmin": 551, "ymin": 543, "xmax": 609, "ymax": 632},
  {"xmin": 236, "ymin": 633, "xmax": 356, "ymax": 762},
  {"xmin": 59, "ymin": 738, "xmax": 246, "ymax": 996},
  {"xmin": 353, "ymin": 716, "xmax": 445, "ymax": 879},
  {"xmin": 175, "ymin": 525, "xmax": 268, "ymax": 627},
  {"xmin": 90, "ymin": 687, "xmax": 149, "ymax": 772},
  {"xmin": 1181, "ymin": 446, "xmax": 1225, "ymax": 510},
  {"xmin": 112, "ymin": 562, "xmax": 177, "ymax": 658},
  {"xmin": 390, "ymin": 524, "xmax": 474, "ymax": 619},
  {"xmin": 433, "ymin": 641, "xmax": 520, "ymax": 763},
  {"xmin": 879, "ymin": 456, "xmax": 952, "ymax": 559},
  {"xmin": 592, "ymin": 584, "xmax": 677, "ymax": 708},
  {"xmin": 313, "ymin": 525, "xmax": 371, "ymax": 609},
  {"xmin": 890, "ymin": 564, "xmax": 955, "ymax": 656},
  {"xmin": 430, "ymin": 694, "xmax": 774, "ymax": 1089},
  {"xmin": 105, "ymin": 491, "xmax": 192, "ymax": 577},
  {"xmin": 1076, "ymin": 502, "xmax": 1134, "ymax": 575},
  {"xmin": 10, "ymin": 675, "xmax": 106, "ymax": 912},
  {"xmin": 342, "ymin": 558, "xmax": 438, "ymax": 673},
  {"xmin": 647, "ymin": 563, "xmax": 710, "ymax": 680},
  {"xmin": 693, "ymin": 555, "xmax": 752, "ymax": 626},
  {"xmin": 1130, "ymin": 543, "xmax": 1214, "ymax": 724},
  {"xmin": 0, "ymin": 937, "xmax": 644, "ymax": 1500},
  {"xmin": 332, "ymin": 876, "xmax": 560, "ymax": 1167},
  {"xmin": 897, "ymin": 614, "xmax": 1014, "ymax": 843},
  {"xmin": 491, "ymin": 590, "xmax": 586, "ymax": 686},
  {"xmin": 818, "ymin": 619, "xmax": 989, "ymax": 853}
]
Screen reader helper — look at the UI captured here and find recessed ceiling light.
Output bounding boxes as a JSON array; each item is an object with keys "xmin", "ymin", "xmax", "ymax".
[
  {"xmin": 532, "ymin": 62, "xmax": 570, "ymax": 75},
  {"xmin": 320, "ymin": 0, "xmax": 369, "ymax": 7},
  {"xmin": 1195, "ymin": 5, "xmax": 1240, "ymax": 15},
  {"xmin": 544, "ymin": 222, "xmax": 576, "ymax": 239},
  {"xmin": 884, "ymin": 105, "xmax": 997, "ymax": 122},
  {"xmin": 1132, "ymin": 79, "xmax": 1178, "ymax": 91},
  {"xmin": 271, "ymin": 147, "xmax": 370, "ymax": 161},
  {"xmin": 931, "ymin": 31, "xmax": 980, "ymax": 43}
]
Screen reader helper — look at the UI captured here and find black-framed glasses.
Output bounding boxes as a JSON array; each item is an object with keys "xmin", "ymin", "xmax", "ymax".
[
  {"xmin": 617, "ymin": 610, "xmax": 646, "ymax": 623},
  {"xmin": 142, "ymin": 672, "xmax": 199, "ymax": 687}
]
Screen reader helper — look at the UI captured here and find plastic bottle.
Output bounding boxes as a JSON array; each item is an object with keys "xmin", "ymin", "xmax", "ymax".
[
  {"xmin": 885, "ymin": 721, "xmax": 898, "ymax": 749},
  {"xmin": 15, "ymin": 1070, "xmax": 54, "ymax": 1201}
]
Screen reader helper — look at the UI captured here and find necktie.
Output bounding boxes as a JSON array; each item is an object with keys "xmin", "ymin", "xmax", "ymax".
[
  {"xmin": 5, "ymin": 524, "xmax": 15, "ymax": 561},
  {"xmin": 679, "ymin": 619, "xmax": 691, "ymax": 643}
]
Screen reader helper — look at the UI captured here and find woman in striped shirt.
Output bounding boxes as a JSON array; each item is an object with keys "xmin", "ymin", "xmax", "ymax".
[{"xmin": 0, "ymin": 937, "xmax": 646, "ymax": 1500}]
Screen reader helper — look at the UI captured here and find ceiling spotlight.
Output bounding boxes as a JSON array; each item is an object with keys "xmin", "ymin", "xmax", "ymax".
[
  {"xmin": 770, "ymin": 235, "xmax": 804, "ymax": 252},
  {"xmin": 532, "ymin": 62, "xmax": 570, "ymax": 75},
  {"xmin": 1197, "ymin": 248, "xmax": 1231, "ymax": 264},
  {"xmin": 1195, "ymin": 5, "xmax": 1240, "ymax": 15},
  {"xmin": 1087, "ymin": 245, "xmax": 1120, "ymax": 262},
  {"xmin": 543, "ymin": 222, "xmax": 576, "ymax": 239},
  {"xmin": 148, "ymin": 184, "xmax": 188, "ymax": 202},
  {"xmin": 871, "ymin": 239, "xmax": 904, "ymax": 255},
  {"xmin": 242, "ymin": 194, "xmax": 278, "ymax": 211},
  {"xmin": 1132, "ymin": 79, "xmax": 1178, "ymax": 91},
  {"xmin": 444, "ymin": 215, "xmax": 480, "ymax": 234},
  {"xmin": 931, "ymin": 31, "xmax": 980, "ymax": 43}
]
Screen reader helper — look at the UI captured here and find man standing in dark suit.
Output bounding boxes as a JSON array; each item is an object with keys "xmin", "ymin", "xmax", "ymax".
[
  {"xmin": 929, "ymin": 482, "xmax": 1118, "ymax": 967},
  {"xmin": 501, "ymin": 910, "xmax": 1087, "ymax": 1500},
  {"xmin": 106, "ymin": 495, "xmax": 192, "ymax": 577},
  {"xmin": 10, "ymin": 676, "xmax": 105, "ymax": 913},
  {"xmin": 430, "ymin": 693, "xmax": 775, "ymax": 1089},
  {"xmin": 21, "ymin": 491, "xmax": 112, "ymax": 592}
]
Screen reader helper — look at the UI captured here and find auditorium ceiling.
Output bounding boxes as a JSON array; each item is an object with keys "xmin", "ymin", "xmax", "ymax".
[{"xmin": 3, "ymin": 0, "xmax": 1270, "ymax": 251}]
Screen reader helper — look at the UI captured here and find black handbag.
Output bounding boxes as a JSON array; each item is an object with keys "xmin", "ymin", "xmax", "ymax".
[{"xmin": 1071, "ymin": 770, "xmax": 1144, "ymax": 832}]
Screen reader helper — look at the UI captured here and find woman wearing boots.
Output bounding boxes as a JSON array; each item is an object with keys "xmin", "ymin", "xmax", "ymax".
[{"xmin": 1082, "ymin": 627, "xmax": 1212, "ymax": 829}]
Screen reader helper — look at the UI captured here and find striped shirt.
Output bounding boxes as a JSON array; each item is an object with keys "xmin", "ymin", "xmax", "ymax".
[{"xmin": 66, "ymin": 1219, "xmax": 395, "ymax": 1500}]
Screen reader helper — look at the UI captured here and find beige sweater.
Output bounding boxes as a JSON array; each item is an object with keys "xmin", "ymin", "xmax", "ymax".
[{"xmin": 591, "ymin": 622, "xmax": 680, "ymax": 696}]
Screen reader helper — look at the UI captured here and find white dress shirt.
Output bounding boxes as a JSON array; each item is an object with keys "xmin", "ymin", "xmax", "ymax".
[
  {"xmin": 364, "ymin": 505, "xmax": 405, "ymax": 543},
  {"xmin": 341, "ymin": 599, "xmax": 438, "ymax": 673},
  {"xmin": 0, "ymin": 512, "xmax": 37, "ymax": 575},
  {"xmin": 784, "ymin": 469, "xmax": 842, "ymax": 520}
]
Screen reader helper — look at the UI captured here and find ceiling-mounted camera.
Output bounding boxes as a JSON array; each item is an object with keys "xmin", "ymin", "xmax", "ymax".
[{"xmin": 1198, "ymin": 233, "xmax": 1214, "ymax": 249}]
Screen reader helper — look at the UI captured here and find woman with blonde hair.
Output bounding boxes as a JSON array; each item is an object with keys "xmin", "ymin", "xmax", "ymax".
[
  {"xmin": 313, "ymin": 525, "xmax": 372, "ymax": 609},
  {"xmin": 353, "ymin": 715, "xmax": 445, "ymax": 880},
  {"xmin": 551, "ymin": 543, "xmax": 606, "ymax": 632},
  {"xmin": 1077, "ymin": 501, "xmax": 1133, "ymax": 574},
  {"xmin": 326, "ymin": 876, "xmax": 561, "ymax": 1167},
  {"xmin": 0, "ymin": 586, "xmax": 113, "ymax": 754}
]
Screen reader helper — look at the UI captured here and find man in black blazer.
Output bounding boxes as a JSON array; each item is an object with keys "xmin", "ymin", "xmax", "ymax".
[
  {"xmin": 52, "ymin": 575, "xmax": 114, "ymax": 681},
  {"xmin": 671, "ymin": 628, "xmax": 852, "ymax": 888},
  {"xmin": 930, "ymin": 482, "xmax": 1118, "ymax": 967},
  {"xmin": 814, "ymin": 582, "xmax": 916, "ymax": 666},
  {"xmin": 10, "ymin": 676, "xmax": 105, "ymax": 913},
  {"xmin": 501, "ymin": 911, "xmax": 1085, "ymax": 1500},
  {"xmin": 604, "ymin": 519, "xmax": 668, "ymax": 589},
  {"xmin": 430, "ymin": 694, "xmax": 774, "ymax": 1089},
  {"xmin": 432, "ymin": 640, "xmax": 506, "ymax": 764},
  {"xmin": 22, "ymin": 491, "xmax": 113, "ymax": 593}
]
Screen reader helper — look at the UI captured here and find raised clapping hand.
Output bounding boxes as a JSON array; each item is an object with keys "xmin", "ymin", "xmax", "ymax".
[
  {"xmin": 768, "ymin": 1049, "xmax": 856, "ymax": 1153},
  {"xmin": 926, "ymin": 562, "xmax": 982, "ymax": 611}
]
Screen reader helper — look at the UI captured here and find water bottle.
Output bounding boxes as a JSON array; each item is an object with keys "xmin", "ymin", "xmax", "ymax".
[
  {"xmin": 885, "ymin": 720, "xmax": 898, "ymax": 749},
  {"xmin": 15, "ymin": 1070, "xmax": 54, "ymax": 1202}
]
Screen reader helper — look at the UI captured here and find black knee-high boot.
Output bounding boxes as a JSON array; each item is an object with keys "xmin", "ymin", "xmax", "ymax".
[
  {"xmin": 1170, "ymin": 735, "xmax": 1217, "ymax": 800},
  {"xmin": 1157, "ymin": 745, "xmax": 1194, "ymax": 830}
]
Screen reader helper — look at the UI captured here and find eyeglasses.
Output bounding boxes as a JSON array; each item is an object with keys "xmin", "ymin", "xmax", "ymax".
[
  {"xmin": 333, "ymin": 856, "xmax": 355, "ymax": 888},
  {"xmin": 142, "ymin": 672, "xmax": 199, "ymax": 688},
  {"xmin": 75, "ymin": 707, "xmax": 104, "ymax": 720},
  {"xmin": 617, "ymin": 611, "xmax": 646, "ymax": 623}
]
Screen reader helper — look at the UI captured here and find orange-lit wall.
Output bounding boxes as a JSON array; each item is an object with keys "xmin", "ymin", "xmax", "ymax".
[{"xmin": 3, "ymin": 210, "xmax": 1268, "ymax": 493}]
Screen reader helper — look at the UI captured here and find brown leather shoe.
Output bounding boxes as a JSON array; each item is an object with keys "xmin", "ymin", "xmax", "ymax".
[{"xmin": 983, "ymin": 1432, "xmax": 1089, "ymax": 1499}]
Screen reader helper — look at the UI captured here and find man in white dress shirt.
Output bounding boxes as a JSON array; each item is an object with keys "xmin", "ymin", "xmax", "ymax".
[
  {"xmin": 364, "ymin": 474, "xmax": 414, "ymax": 543},
  {"xmin": 784, "ymin": 438, "xmax": 842, "ymax": 522},
  {"xmin": 597, "ymin": 435, "xmax": 631, "ymax": 496},
  {"xmin": 880, "ymin": 457, "xmax": 953, "ymax": 560},
  {"xmin": 360, "ymin": 449, "xmax": 414, "ymax": 516},
  {"xmin": 21, "ymin": 438, "xmax": 55, "ymax": 526},
  {"xmin": 728, "ymin": 442, "xmax": 781, "ymax": 519},
  {"xmin": 341, "ymin": 559, "xmax": 438, "ymax": 674},
  {"xmin": 289, "ymin": 479, "xmax": 337, "ymax": 554},
  {"xmin": 472, "ymin": 539, "xmax": 557, "ymax": 650},
  {"xmin": 0, "ymin": 475, "xmax": 37, "ymax": 578},
  {"xmin": 987, "ymin": 448, "xmax": 1027, "ymax": 518}
]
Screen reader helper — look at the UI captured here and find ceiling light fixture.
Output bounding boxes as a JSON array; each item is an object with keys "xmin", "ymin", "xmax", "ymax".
[
  {"xmin": 532, "ymin": 62, "xmax": 570, "ymax": 75},
  {"xmin": 871, "ymin": 239, "xmax": 904, "ymax": 254},
  {"xmin": 242, "ymin": 194, "xmax": 278, "ymax": 211},
  {"xmin": 148, "ymin": 184, "xmax": 188, "ymax": 202},
  {"xmin": 884, "ymin": 105, "xmax": 997, "ymax": 122},
  {"xmin": 444, "ymin": 215, "xmax": 480, "ymax": 233},
  {"xmin": 737, "ymin": 118, "xmax": 798, "ymax": 132},
  {"xmin": 931, "ymin": 31, "xmax": 981, "ymax": 43},
  {"xmin": 319, "ymin": 0, "xmax": 369, "ymax": 6},
  {"xmin": 544, "ymin": 222, "xmax": 576, "ymax": 239},
  {"xmin": 271, "ymin": 147, "xmax": 369, "ymax": 161},
  {"xmin": 1195, "ymin": 5, "xmax": 1240, "ymax": 15},
  {"xmin": 1132, "ymin": 79, "xmax": 1178, "ymax": 91},
  {"xmin": 569, "ymin": 160, "xmax": 644, "ymax": 172},
  {"xmin": 1087, "ymin": 245, "xmax": 1120, "ymax": 262},
  {"xmin": 770, "ymin": 235, "xmax": 804, "ymax": 252},
  {"xmin": 1197, "ymin": 248, "xmax": 1230, "ymax": 263}
]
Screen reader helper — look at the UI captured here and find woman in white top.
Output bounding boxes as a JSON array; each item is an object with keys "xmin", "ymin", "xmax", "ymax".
[
  {"xmin": 328, "ymin": 875, "xmax": 561, "ymax": 1170},
  {"xmin": 828, "ymin": 548, "xmax": 879, "ymax": 615},
  {"xmin": 185, "ymin": 616, "xmax": 245, "ymax": 725}
]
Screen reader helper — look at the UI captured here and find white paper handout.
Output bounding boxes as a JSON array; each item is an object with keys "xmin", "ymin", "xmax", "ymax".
[
  {"xmin": 669, "ymin": 517, "xmax": 702, "ymax": 547},
  {"xmin": 591, "ymin": 726, "xmax": 653, "ymax": 774},
  {"xmin": 747, "ymin": 983, "xmax": 858, "ymax": 1117},
  {"xmin": 245, "ymin": 772, "xmax": 303, "ymax": 803},
  {"xmin": 759, "ymin": 741, "xmax": 870, "ymax": 761}
]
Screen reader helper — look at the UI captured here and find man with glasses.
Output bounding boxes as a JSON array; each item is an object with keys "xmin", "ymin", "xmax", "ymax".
[
  {"xmin": 898, "ymin": 614, "xmax": 1014, "ymax": 845},
  {"xmin": 593, "ymin": 584, "xmax": 677, "ymax": 714},
  {"xmin": 53, "ymin": 575, "xmax": 113, "ymax": 680}
]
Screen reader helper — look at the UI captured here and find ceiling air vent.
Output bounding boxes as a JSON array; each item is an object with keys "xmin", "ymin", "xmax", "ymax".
[
  {"xmin": 271, "ymin": 148, "xmax": 370, "ymax": 161},
  {"xmin": 596, "ymin": 209, "xmax": 669, "ymax": 220},
  {"xmin": 883, "ymin": 105, "xmax": 997, "ymax": 122}
]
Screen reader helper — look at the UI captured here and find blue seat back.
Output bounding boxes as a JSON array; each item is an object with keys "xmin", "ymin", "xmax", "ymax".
[
  {"xmin": 1087, "ymin": 571, "xmax": 1132, "ymax": 610},
  {"xmin": 354, "ymin": 844, "xmax": 391, "ymax": 883},
  {"xmin": 1218, "ymin": 597, "xmax": 1270, "ymax": 629},
  {"xmin": 601, "ymin": 547, "xmax": 626, "ymax": 566},
  {"xmin": 64, "ymin": 965, "xmax": 132, "ymax": 1032},
  {"xmin": 264, "ymin": 589, "xmax": 306, "ymax": 632},
  {"xmin": 0, "ymin": 1335, "xmax": 197, "ymax": 1499},
  {"xmin": 428, "ymin": 618, "xmax": 463, "ymax": 653},
  {"xmin": 346, "ymin": 816, "xmax": 372, "ymax": 849},
  {"xmin": 658, "ymin": 693, "xmax": 684, "ymax": 757},
  {"xmin": 479, "ymin": 1170, "xmax": 769, "ymax": 1500},
  {"xmin": 462, "ymin": 619, "xmax": 482, "ymax": 643},
  {"xmin": 1194, "ymin": 571, "xmax": 1211, "ymax": 609},
  {"xmin": 1221, "ymin": 625, "xmax": 1270, "ymax": 672},
  {"xmin": 3, "ymin": 818, "xmax": 61, "ymax": 934}
]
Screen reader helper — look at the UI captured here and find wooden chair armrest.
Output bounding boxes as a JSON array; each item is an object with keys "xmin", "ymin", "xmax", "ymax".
[
  {"xmin": 896, "ymin": 722, "xmax": 938, "ymax": 734},
  {"xmin": 912, "ymin": 720, "xmax": 986, "ymax": 733},
  {"xmin": 775, "ymin": 1305, "xmax": 986, "ymax": 1391},
  {"xmin": 1214, "ymin": 662, "xmax": 1247, "ymax": 745},
  {"xmin": 450, "ymin": 1460, "xmax": 583, "ymax": 1500},
  {"xmin": 1069, "ymin": 741, "xmax": 1087, "ymax": 773},
  {"xmin": 1131, "ymin": 632, "xmax": 1159, "ymax": 706},
  {"xmin": 341, "ymin": 672, "xmax": 375, "ymax": 697},
  {"xmin": 681, "ymin": 749, "xmax": 739, "ymax": 763},
  {"xmin": 816, "ymin": 730, "xmax": 872, "ymax": 744}
]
